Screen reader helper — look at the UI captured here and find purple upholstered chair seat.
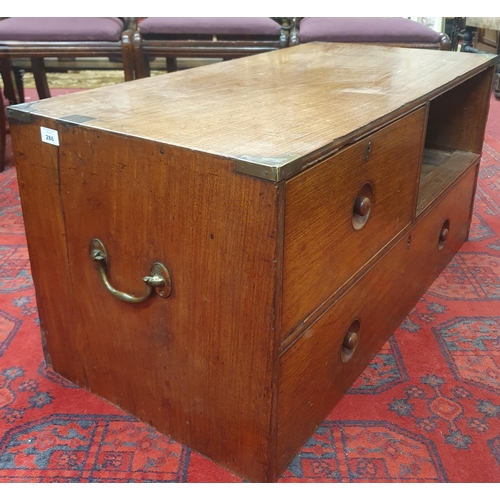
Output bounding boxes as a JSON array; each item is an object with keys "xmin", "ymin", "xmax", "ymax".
[
  {"xmin": 139, "ymin": 17, "xmax": 282, "ymax": 38},
  {"xmin": 0, "ymin": 17, "xmax": 125, "ymax": 42},
  {"xmin": 299, "ymin": 17, "xmax": 441, "ymax": 44}
]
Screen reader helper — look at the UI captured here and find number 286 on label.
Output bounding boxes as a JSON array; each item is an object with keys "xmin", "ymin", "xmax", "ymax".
[{"xmin": 40, "ymin": 126, "xmax": 60, "ymax": 146}]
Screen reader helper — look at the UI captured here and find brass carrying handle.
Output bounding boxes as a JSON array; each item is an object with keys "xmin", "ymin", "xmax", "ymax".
[{"xmin": 89, "ymin": 238, "xmax": 172, "ymax": 303}]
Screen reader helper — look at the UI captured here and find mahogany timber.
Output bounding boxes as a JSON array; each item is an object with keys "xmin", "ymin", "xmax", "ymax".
[
  {"xmin": 282, "ymin": 108, "xmax": 425, "ymax": 338},
  {"xmin": 425, "ymin": 67, "xmax": 495, "ymax": 155},
  {"xmin": 72, "ymin": 130, "xmax": 282, "ymax": 482},
  {"xmin": 417, "ymin": 150, "xmax": 479, "ymax": 215},
  {"xmin": 277, "ymin": 165, "xmax": 479, "ymax": 474},
  {"xmin": 10, "ymin": 43, "xmax": 494, "ymax": 178},
  {"xmin": 11, "ymin": 117, "xmax": 88, "ymax": 386},
  {"xmin": 8, "ymin": 43, "xmax": 497, "ymax": 482}
]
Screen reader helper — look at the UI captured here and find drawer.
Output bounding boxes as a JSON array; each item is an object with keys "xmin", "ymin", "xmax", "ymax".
[
  {"xmin": 276, "ymin": 164, "xmax": 477, "ymax": 475},
  {"xmin": 282, "ymin": 107, "xmax": 426, "ymax": 339}
]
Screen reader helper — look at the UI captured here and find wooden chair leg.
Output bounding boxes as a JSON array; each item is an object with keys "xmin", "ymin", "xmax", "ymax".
[
  {"xmin": 132, "ymin": 31, "xmax": 143, "ymax": 79},
  {"xmin": 0, "ymin": 59, "xmax": 23, "ymax": 104},
  {"xmin": 166, "ymin": 57, "xmax": 177, "ymax": 73},
  {"xmin": 0, "ymin": 85, "xmax": 5, "ymax": 172},
  {"xmin": 13, "ymin": 67, "xmax": 25, "ymax": 103},
  {"xmin": 132, "ymin": 31, "xmax": 150, "ymax": 79},
  {"xmin": 31, "ymin": 57, "xmax": 51, "ymax": 99},
  {"xmin": 121, "ymin": 29, "xmax": 135, "ymax": 81},
  {"xmin": 142, "ymin": 56, "xmax": 152, "ymax": 78}
]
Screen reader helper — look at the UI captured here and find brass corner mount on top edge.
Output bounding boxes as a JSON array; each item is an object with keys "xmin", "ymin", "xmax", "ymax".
[{"xmin": 235, "ymin": 155, "xmax": 304, "ymax": 182}]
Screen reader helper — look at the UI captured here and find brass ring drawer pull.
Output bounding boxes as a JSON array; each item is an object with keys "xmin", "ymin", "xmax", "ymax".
[{"xmin": 89, "ymin": 238, "xmax": 172, "ymax": 303}]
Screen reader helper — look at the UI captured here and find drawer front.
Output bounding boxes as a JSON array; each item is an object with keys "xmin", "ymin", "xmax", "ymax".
[
  {"xmin": 276, "ymin": 164, "xmax": 477, "ymax": 475},
  {"xmin": 282, "ymin": 107, "xmax": 426, "ymax": 339}
]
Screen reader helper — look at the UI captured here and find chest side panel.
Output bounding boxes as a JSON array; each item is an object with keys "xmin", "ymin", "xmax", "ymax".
[
  {"xmin": 46, "ymin": 124, "xmax": 280, "ymax": 482},
  {"xmin": 11, "ymin": 117, "xmax": 88, "ymax": 387}
]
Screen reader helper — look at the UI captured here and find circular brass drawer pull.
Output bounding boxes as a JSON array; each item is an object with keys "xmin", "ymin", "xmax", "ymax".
[
  {"xmin": 89, "ymin": 238, "xmax": 172, "ymax": 303},
  {"xmin": 341, "ymin": 319, "xmax": 360, "ymax": 363}
]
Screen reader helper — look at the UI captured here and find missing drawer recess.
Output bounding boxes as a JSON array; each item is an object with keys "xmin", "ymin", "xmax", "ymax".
[{"xmin": 341, "ymin": 319, "xmax": 360, "ymax": 363}]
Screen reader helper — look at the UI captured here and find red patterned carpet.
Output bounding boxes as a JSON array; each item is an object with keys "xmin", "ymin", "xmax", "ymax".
[{"xmin": 0, "ymin": 89, "xmax": 499, "ymax": 483}]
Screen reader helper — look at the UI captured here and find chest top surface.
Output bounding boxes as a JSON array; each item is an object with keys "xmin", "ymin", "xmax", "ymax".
[{"xmin": 9, "ymin": 42, "xmax": 495, "ymax": 178}]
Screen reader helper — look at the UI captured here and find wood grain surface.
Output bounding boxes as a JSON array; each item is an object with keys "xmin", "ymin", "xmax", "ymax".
[
  {"xmin": 425, "ymin": 67, "xmax": 495, "ymax": 155},
  {"xmin": 276, "ymin": 164, "xmax": 478, "ymax": 476},
  {"xmin": 11, "ymin": 117, "xmax": 89, "ymax": 387},
  {"xmin": 12, "ymin": 43, "xmax": 495, "ymax": 170},
  {"xmin": 8, "ymin": 42, "xmax": 495, "ymax": 483},
  {"xmin": 14, "ymin": 121, "xmax": 283, "ymax": 482},
  {"xmin": 417, "ymin": 149, "xmax": 479, "ymax": 215},
  {"xmin": 281, "ymin": 108, "xmax": 425, "ymax": 338}
]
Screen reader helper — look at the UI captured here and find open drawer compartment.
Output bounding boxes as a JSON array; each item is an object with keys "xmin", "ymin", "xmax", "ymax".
[
  {"xmin": 417, "ymin": 148, "xmax": 479, "ymax": 215},
  {"xmin": 416, "ymin": 66, "xmax": 494, "ymax": 216}
]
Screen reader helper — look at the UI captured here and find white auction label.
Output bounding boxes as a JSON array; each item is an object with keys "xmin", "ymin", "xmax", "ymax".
[{"xmin": 40, "ymin": 126, "xmax": 59, "ymax": 146}]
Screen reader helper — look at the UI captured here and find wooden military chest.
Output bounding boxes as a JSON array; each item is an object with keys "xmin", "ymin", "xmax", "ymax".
[{"xmin": 8, "ymin": 43, "xmax": 496, "ymax": 482}]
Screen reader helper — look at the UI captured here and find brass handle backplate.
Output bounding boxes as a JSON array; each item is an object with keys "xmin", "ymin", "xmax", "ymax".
[{"xmin": 89, "ymin": 238, "xmax": 172, "ymax": 303}]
